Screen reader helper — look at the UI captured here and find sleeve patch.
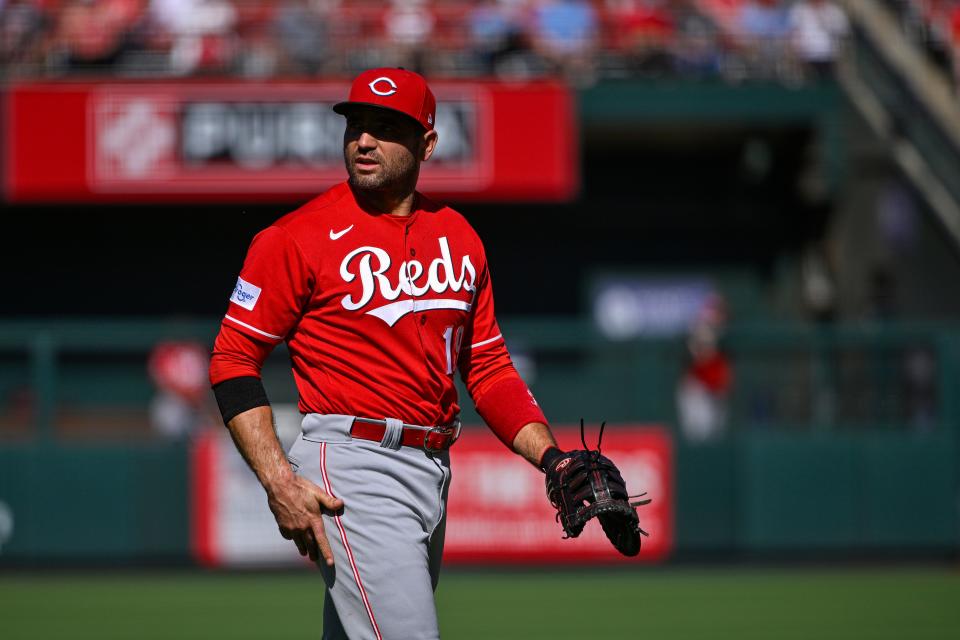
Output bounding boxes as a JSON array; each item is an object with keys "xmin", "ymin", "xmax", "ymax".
[{"xmin": 230, "ymin": 277, "xmax": 262, "ymax": 311}]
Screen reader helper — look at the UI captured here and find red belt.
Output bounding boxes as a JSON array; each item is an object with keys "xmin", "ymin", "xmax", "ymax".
[{"xmin": 350, "ymin": 417, "xmax": 460, "ymax": 452}]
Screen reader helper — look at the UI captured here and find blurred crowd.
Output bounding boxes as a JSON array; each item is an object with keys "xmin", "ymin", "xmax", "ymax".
[{"xmin": 0, "ymin": 0, "xmax": 849, "ymax": 85}]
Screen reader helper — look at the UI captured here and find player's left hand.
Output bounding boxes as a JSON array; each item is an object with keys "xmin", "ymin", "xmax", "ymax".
[{"xmin": 542, "ymin": 421, "xmax": 651, "ymax": 556}]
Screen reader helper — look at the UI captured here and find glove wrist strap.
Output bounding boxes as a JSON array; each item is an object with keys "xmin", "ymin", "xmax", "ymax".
[{"xmin": 539, "ymin": 446, "xmax": 565, "ymax": 473}]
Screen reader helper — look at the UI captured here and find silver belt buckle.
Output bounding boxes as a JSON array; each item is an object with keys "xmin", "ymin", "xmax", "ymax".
[{"xmin": 422, "ymin": 418, "xmax": 461, "ymax": 453}]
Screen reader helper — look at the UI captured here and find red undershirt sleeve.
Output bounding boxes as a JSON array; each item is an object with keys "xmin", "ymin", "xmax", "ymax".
[
  {"xmin": 472, "ymin": 374, "xmax": 548, "ymax": 448},
  {"xmin": 209, "ymin": 323, "xmax": 274, "ymax": 385}
]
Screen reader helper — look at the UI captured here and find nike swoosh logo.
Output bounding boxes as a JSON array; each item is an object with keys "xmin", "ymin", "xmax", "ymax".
[{"xmin": 329, "ymin": 225, "xmax": 354, "ymax": 240}]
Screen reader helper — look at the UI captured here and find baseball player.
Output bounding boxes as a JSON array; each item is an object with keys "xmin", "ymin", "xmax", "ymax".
[
  {"xmin": 209, "ymin": 68, "xmax": 646, "ymax": 640},
  {"xmin": 209, "ymin": 68, "xmax": 557, "ymax": 639}
]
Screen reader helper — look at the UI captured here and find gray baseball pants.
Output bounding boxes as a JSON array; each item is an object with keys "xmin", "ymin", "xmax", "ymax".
[{"xmin": 286, "ymin": 413, "xmax": 452, "ymax": 640}]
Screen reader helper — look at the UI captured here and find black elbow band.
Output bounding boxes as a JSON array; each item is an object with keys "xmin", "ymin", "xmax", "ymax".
[{"xmin": 212, "ymin": 376, "xmax": 270, "ymax": 424}]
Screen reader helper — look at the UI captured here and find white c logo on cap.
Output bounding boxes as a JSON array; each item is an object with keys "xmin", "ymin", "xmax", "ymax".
[{"xmin": 368, "ymin": 77, "xmax": 398, "ymax": 97}]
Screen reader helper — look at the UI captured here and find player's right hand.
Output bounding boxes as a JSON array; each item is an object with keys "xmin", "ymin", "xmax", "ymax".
[{"xmin": 266, "ymin": 475, "xmax": 344, "ymax": 566}]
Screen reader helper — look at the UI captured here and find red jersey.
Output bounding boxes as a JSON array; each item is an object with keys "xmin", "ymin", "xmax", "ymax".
[{"xmin": 210, "ymin": 182, "xmax": 543, "ymax": 439}]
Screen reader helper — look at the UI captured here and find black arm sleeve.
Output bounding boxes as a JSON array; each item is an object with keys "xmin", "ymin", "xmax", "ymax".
[{"xmin": 212, "ymin": 376, "xmax": 270, "ymax": 424}]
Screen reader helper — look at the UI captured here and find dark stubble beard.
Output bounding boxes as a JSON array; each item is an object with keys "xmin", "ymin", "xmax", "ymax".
[{"xmin": 345, "ymin": 147, "xmax": 418, "ymax": 195}]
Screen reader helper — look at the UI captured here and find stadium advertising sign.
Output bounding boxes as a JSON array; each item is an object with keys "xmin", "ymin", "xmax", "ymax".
[
  {"xmin": 590, "ymin": 276, "xmax": 718, "ymax": 339},
  {"xmin": 191, "ymin": 423, "xmax": 672, "ymax": 567},
  {"xmin": 4, "ymin": 81, "xmax": 577, "ymax": 203},
  {"xmin": 444, "ymin": 424, "xmax": 673, "ymax": 563},
  {"xmin": 192, "ymin": 427, "xmax": 305, "ymax": 567}
]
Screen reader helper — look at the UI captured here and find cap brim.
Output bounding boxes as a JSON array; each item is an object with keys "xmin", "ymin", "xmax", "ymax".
[{"xmin": 333, "ymin": 101, "xmax": 428, "ymax": 130}]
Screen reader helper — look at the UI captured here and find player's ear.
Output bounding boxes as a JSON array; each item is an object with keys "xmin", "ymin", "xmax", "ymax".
[{"xmin": 420, "ymin": 129, "xmax": 438, "ymax": 162}]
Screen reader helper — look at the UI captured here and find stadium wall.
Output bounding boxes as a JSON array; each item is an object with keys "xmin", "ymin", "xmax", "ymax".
[
  {"xmin": 0, "ymin": 320, "xmax": 957, "ymax": 565},
  {"xmin": 0, "ymin": 427, "xmax": 953, "ymax": 564}
]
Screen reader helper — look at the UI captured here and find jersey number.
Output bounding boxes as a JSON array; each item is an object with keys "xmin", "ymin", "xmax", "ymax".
[{"xmin": 443, "ymin": 325, "xmax": 465, "ymax": 375}]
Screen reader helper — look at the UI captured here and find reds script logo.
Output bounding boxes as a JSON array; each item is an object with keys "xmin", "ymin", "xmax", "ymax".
[{"xmin": 340, "ymin": 237, "xmax": 476, "ymax": 326}]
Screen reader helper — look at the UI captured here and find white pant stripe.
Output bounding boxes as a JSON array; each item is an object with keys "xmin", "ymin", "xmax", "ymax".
[{"xmin": 320, "ymin": 442, "xmax": 382, "ymax": 640}]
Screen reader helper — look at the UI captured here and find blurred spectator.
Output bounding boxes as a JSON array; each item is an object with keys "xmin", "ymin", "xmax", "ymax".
[
  {"xmin": 150, "ymin": 0, "xmax": 237, "ymax": 75},
  {"xmin": 902, "ymin": 346, "xmax": 937, "ymax": 431},
  {"xmin": 676, "ymin": 294, "xmax": 733, "ymax": 443},
  {"xmin": 148, "ymin": 340, "xmax": 215, "ymax": 439},
  {"xmin": 383, "ymin": 0, "xmax": 435, "ymax": 72},
  {"xmin": 605, "ymin": 0, "xmax": 676, "ymax": 77},
  {"xmin": 531, "ymin": 0, "xmax": 599, "ymax": 84},
  {"xmin": 877, "ymin": 176, "xmax": 920, "ymax": 255},
  {"xmin": 672, "ymin": 0, "xmax": 723, "ymax": 78},
  {"xmin": 787, "ymin": 0, "xmax": 849, "ymax": 80},
  {"xmin": 801, "ymin": 244, "xmax": 837, "ymax": 323},
  {"xmin": 467, "ymin": 0, "xmax": 532, "ymax": 77},
  {"xmin": 272, "ymin": 0, "xmax": 335, "ymax": 75},
  {"xmin": 740, "ymin": 0, "xmax": 790, "ymax": 41},
  {"xmin": 52, "ymin": 0, "xmax": 145, "ymax": 73},
  {"xmin": 0, "ymin": 0, "xmax": 51, "ymax": 72},
  {"xmin": 231, "ymin": 0, "xmax": 278, "ymax": 77},
  {"xmin": 736, "ymin": 0, "xmax": 792, "ymax": 80}
]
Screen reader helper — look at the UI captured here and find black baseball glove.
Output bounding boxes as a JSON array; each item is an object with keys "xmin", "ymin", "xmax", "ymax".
[{"xmin": 542, "ymin": 421, "xmax": 651, "ymax": 556}]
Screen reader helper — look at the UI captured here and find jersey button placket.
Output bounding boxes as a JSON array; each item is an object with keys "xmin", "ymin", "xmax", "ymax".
[
  {"xmin": 410, "ymin": 243, "xmax": 422, "ymax": 325},
  {"xmin": 403, "ymin": 224, "xmax": 419, "ymax": 316}
]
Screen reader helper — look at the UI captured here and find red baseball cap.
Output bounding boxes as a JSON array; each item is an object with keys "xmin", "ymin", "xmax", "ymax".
[{"xmin": 333, "ymin": 68, "xmax": 436, "ymax": 131}]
